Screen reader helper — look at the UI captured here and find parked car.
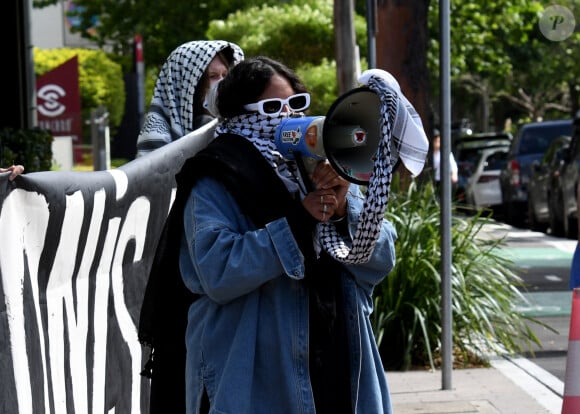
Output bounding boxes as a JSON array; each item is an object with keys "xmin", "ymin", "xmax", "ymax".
[
  {"xmin": 548, "ymin": 115, "xmax": 580, "ymax": 238},
  {"xmin": 527, "ymin": 135, "xmax": 571, "ymax": 233},
  {"xmin": 464, "ymin": 146, "xmax": 509, "ymax": 212},
  {"xmin": 454, "ymin": 132, "xmax": 512, "ymax": 203},
  {"xmin": 499, "ymin": 119, "xmax": 574, "ymax": 227}
]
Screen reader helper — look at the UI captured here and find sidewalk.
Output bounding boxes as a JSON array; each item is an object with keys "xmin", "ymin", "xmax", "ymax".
[{"xmin": 387, "ymin": 355, "xmax": 564, "ymax": 413}]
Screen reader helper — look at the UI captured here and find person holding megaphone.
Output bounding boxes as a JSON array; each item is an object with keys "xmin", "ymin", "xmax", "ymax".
[{"xmin": 155, "ymin": 56, "xmax": 427, "ymax": 414}]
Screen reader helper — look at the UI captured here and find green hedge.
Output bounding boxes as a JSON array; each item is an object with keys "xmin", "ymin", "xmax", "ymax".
[{"xmin": 0, "ymin": 128, "xmax": 53, "ymax": 172}]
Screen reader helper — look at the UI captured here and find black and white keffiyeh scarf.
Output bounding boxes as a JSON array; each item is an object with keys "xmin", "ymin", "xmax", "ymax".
[
  {"xmin": 137, "ymin": 40, "xmax": 244, "ymax": 156},
  {"xmin": 216, "ymin": 71, "xmax": 428, "ymax": 265},
  {"xmin": 318, "ymin": 71, "xmax": 428, "ymax": 264},
  {"xmin": 316, "ymin": 76, "xmax": 396, "ymax": 264},
  {"xmin": 215, "ymin": 113, "xmax": 307, "ymax": 194}
]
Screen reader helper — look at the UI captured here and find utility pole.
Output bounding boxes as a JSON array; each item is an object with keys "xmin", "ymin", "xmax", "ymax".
[
  {"xmin": 334, "ymin": 0, "xmax": 358, "ymax": 94},
  {"xmin": 366, "ymin": 0, "xmax": 377, "ymax": 68}
]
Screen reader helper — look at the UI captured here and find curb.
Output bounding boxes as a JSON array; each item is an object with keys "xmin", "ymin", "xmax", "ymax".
[{"xmin": 490, "ymin": 355, "xmax": 563, "ymax": 413}]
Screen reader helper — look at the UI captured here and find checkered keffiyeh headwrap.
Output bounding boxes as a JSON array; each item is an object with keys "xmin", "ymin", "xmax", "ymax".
[
  {"xmin": 137, "ymin": 40, "xmax": 244, "ymax": 155},
  {"xmin": 318, "ymin": 70, "xmax": 429, "ymax": 264},
  {"xmin": 359, "ymin": 69, "xmax": 430, "ymax": 177}
]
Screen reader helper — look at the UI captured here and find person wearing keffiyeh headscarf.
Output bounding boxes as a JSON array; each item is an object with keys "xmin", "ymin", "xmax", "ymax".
[
  {"xmin": 163, "ymin": 56, "xmax": 424, "ymax": 414},
  {"xmin": 136, "ymin": 40, "xmax": 244, "ymax": 157}
]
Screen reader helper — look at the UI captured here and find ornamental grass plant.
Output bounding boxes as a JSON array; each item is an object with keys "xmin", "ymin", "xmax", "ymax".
[{"xmin": 373, "ymin": 176, "xmax": 548, "ymax": 371}]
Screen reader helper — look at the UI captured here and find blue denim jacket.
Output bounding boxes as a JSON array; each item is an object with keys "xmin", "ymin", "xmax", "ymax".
[{"xmin": 179, "ymin": 177, "xmax": 397, "ymax": 414}]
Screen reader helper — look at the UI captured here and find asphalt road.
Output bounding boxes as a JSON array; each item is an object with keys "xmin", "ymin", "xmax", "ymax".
[{"xmin": 479, "ymin": 221, "xmax": 575, "ymax": 383}]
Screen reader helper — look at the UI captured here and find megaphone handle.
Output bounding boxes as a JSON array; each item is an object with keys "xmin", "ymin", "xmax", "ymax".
[{"xmin": 294, "ymin": 154, "xmax": 315, "ymax": 193}]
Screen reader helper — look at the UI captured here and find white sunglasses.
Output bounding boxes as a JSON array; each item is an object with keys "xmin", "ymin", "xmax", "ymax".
[{"xmin": 243, "ymin": 93, "xmax": 310, "ymax": 117}]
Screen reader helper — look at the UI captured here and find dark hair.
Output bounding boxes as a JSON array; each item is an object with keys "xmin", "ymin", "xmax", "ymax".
[
  {"xmin": 193, "ymin": 49, "xmax": 238, "ymax": 115},
  {"xmin": 216, "ymin": 56, "xmax": 307, "ymax": 118}
]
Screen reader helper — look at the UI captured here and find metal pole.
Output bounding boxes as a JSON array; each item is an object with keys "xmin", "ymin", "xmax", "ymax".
[
  {"xmin": 135, "ymin": 34, "xmax": 145, "ymax": 129},
  {"xmin": 334, "ymin": 0, "xmax": 357, "ymax": 93},
  {"xmin": 439, "ymin": 0, "xmax": 453, "ymax": 390},
  {"xmin": 91, "ymin": 107, "xmax": 110, "ymax": 171},
  {"xmin": 366, "ymin": 0, "xmax": 377, "ymax": 68},
  {"xmin": 24, "ymin": 0, "xmax": 37, "ymax": 128}
]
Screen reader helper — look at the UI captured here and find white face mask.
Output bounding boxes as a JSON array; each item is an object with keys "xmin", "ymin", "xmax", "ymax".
[
  {"xmin": 204, "ymin": 72, "xmax": 225, "ymax": 107},
  {"xmin": 203, "ymin": 81, "xmax": 221, "ymax": 116}
]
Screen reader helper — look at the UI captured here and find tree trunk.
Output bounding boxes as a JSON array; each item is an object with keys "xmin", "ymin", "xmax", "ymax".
[
  {"xmin": 375, "ymin": 0, "xmax": 430, "ymax": 186},
  {"xmin": 375, "ymin": 0, "xmax": 430, "ymax": 131},
  {"xmin": 334, "ymin": 0, "xmax": 358, "ymax": 94}
]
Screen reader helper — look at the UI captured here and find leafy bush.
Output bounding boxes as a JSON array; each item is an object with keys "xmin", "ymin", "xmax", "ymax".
[
  {"xmin": 207, "ymin": 0, "xmax": 367, "ymax": 70},
  {"xmin": 296, "ymin": 58, "xmax": 369, "ymax": 116},
  {"xmin": 0, "ymin": 128, "xmax": 53, "ymax": 172},
  {"xmin": 374, "ymin": 177, "xmax": 544, "ymax": 370},
  {"xmin": 204, "ymin": 0, "xmax": 372, "ymax": 121},
  {"xmin": 296, "ymin": 59, "xmax": 338, "ymax": 116}
]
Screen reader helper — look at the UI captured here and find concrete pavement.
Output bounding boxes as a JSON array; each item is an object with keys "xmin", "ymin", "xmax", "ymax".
[{"xmin": 387, "ymin": 354, "xmax": 564, "ymax": 413}]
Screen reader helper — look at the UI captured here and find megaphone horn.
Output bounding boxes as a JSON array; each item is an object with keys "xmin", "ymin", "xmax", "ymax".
[{"xmin": 274, "ymin": 86, "xmax": 382, "ymax": 185}]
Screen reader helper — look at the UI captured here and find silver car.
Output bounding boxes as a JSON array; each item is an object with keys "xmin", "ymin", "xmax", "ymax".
[{"xmin": 465, "ymin": 147, "xmax": 509, "ymax": 210}]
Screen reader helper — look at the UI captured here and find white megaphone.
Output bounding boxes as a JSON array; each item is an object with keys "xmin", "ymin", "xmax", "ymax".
[{"xmin": 275, "ymin": 86, "xmax": 382, "ymax": 186}]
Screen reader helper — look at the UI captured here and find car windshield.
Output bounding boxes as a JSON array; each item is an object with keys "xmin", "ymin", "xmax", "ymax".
[
  {"xmin": 457, "ymin": 144, "xmax": 506, "ymax": 165},
  {"xmin": 518, "ymin": 124, "xmax": 573, "ymax": 155},
  {"xmin": 482, "ymin": 151, "xmax": 508, "ymax": 171}
]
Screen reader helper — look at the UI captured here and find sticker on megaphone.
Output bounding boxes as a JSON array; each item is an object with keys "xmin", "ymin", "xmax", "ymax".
[
  {"xmin": 275, "ymin": 116, "xmax": 326, "ymax": 160},
  {"xmin": 275, "ymin": 116, "xmax": 368, "ymax": 161}
]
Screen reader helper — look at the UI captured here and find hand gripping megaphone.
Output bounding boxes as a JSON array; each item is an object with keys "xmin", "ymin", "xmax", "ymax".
[{"xmin": 275, "ymin": 86, "xmax": 382, "ymax": 185}]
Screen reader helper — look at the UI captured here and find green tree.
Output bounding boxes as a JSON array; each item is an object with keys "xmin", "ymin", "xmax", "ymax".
[
  {"xmin": 427, "ymin": 0, "xmax": 579, "ymax": 129},
  {"xmin": 206, "ymin": 0, "xmax": 368, "ymax": 114},
  {"xmin": 35, "ymin": 0, "xmax": 369, "ymax": 114},
  {"xmin": 498, "ymin": 31, "xmax": 580, "ymax": 122},
  {"xmin": 207, "ymin": 0, "xmax": 367, "ymax": 71},
  {"xmin": 34, "ymin": 0, "xmax": 578, "ymax": 130},
  {"xmin": 33, "ymin": 0, "xmax": 281, "ymax": 68}
]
